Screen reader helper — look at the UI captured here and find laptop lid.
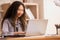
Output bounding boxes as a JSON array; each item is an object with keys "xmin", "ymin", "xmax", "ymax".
[{"xmin": 25, "ymin": 19, "xmax": 48, "ymax": 36}]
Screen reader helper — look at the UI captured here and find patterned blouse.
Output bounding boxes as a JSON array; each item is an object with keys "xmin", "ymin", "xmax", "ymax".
[{"xmin": 2, "ymin": 19, "xmax": 23, "ymax": 36}]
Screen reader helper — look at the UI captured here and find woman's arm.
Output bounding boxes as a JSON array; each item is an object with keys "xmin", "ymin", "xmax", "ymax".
[{"xmin": 14, "ymin": 31, "xmax": 25, "ymax": 35}]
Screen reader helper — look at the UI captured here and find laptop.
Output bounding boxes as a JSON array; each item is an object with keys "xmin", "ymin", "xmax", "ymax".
[{"xmin": 25, "ymin": 19, "xmax": 48, "ymax": 36}]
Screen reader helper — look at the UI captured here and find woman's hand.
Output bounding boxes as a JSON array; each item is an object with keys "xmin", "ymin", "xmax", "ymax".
[{"xmin": 14, "ymin": 31, "xmax": 26, "ymax": 35}]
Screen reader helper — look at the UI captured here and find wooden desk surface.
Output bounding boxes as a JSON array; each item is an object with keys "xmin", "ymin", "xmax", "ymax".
[{"xmin": 6, "ymin": 35, "xmax": 60, "ymax": 40}]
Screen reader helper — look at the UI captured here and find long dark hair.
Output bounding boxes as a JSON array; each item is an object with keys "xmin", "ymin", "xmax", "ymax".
[{"xmin": 1, "ymin": 1, "xmax": 26, "ymax": 31}]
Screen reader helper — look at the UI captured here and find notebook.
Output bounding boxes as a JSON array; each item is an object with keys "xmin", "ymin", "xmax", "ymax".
[{"xmin": 25, "ymin": 19, "xmax": 48, "ymax": 36}]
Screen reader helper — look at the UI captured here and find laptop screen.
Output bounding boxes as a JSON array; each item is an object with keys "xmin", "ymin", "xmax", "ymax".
[{"xmin": 26, "ymin": 19, "xmax": 48, "ymax": 36}]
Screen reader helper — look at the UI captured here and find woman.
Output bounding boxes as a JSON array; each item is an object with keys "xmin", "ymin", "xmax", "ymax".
[{"xmin": 1, "ymin": 1, "xmax": 26, "ymax": 37}]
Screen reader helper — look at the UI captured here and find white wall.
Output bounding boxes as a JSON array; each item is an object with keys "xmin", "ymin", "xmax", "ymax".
[
  {"xmin": 0, "ymin": 0, "xmax": 10, "ymax": 5},
  {"xmin": 44, "ymin": 0, "xmax": 60, "ymax": 35},
  {"xmin": 10, "ymin": 0, "xmax": 23, "ymax": 3},
  {"xmin": 0, "ymin": 0, "xmax": 22, "ymax": 5}
]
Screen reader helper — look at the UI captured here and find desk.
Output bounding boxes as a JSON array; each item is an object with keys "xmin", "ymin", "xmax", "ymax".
[{"xmin": 5, "ymin": 35, "xmax": 60, "ymax": 40}]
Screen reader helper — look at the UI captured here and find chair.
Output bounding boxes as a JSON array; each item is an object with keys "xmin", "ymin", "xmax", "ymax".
[{"xmin": 1, "ymin": 3, "xmax": 10, "ymax": 18}]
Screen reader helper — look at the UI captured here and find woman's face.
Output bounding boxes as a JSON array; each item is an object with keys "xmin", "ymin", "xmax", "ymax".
[{"xmin": 17, "ymin": 5, "xmax": 24, "ymax": 18}]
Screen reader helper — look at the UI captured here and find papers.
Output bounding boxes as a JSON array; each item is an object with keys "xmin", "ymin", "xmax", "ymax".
[{"xmin": 25, "ymin": 8, "xmax": 35, "ymax": 19}]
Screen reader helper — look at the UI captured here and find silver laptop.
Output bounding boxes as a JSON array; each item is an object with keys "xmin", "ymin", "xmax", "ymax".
[{"xmin": 25, "ymin": 19, "xmax": 48, "ymax": 36}]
